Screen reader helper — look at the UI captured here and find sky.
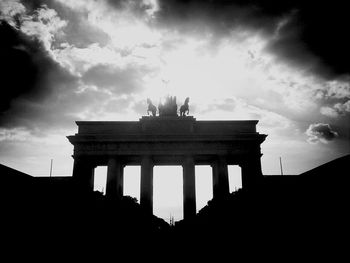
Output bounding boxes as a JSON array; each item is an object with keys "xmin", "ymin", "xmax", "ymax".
[{"xmin": 1, "ymin": 0, "xmax": 349, "ymax": 220}]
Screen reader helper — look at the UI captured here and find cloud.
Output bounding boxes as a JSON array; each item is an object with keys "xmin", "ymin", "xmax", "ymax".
[
  {"xmin": 1, "ymin": 0, "xmax": 349, "ymax": 179},
  {"xmin": 306, "ymin": 123, "xmax": 338, "ymax": 144},
  {"xmin": 82, "ymin": 64, "xmax": 148, "ymax": 94},
  {"xmin": 156, "ymin": 0, "xmax": 350, "ymax": 78},
  {"xmin": 0, "ymin": 127, "xmax": 31, "ymax": 142},
  {"xmin": 2, "ymin": 0, "xmax": 349, "ymax": 137},
  {"xmin": 0, "ymin": 23, "xmax": 79, "ymax": 130},
  {"xmin": 20, "ymin": 5, "xmax": 67, "ymax": 53},
  {"xmin": 105, "ymin": 0, "xmax": 159, "ymax": 18},
  {"xmin": 320, "ymin": 100, "xmax": 350, "ymax": 118},
  {"xmin": 103, "ymin": 96, "xmax": 133, "ymax": 113},
  {"xmin": 56, "ymin": 0, "xmax": 161, "ymax": 51},
  {"xmin": 320, "ymin": 106, "xmax": 339, "ymax": 118},
  {"xmin": 0, "ymin": 0, "xmax": 25, "ymax": 26},
  {"xmin": 196, "ymin": 98, "xmax": 235, "ymax": 113},
  {"xmin": 0, "ymin": 19, "xmax": 75, "ymax": 114},
  {"xmin": 334, "ymin": 101, "xmax": 350, "ymax": 114},
  {"xmin": 53, "ymin": 43, "xmax": 127, "ymax": 75},
  {"xmin": 317, "ymin": 80, "xmax": 350, "ymax": 100},
  {"xmin": 0, "ymin": 0, "xmax": 156, "ymax": 132}
]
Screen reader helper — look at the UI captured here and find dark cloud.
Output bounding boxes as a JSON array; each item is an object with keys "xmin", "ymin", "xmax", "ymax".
[
  {"xmin": 20, "ymin": 0, "xmax": 53, "ymax": 10},
  {"xmin": 0, "ymin": 20, "xmax": 73, "ymax": 108},
  {"xmin": 53, "ymin": 4, "xmax": 110, "ymax": 48},
  {"xmin": 48, "ymin": 0, "xmax": 111, "ymax": 48},
  {"xmin": 17, "ymin": 0, "xmax": 111, "ymax": 48},
  {"xmin": 0, "ymin": 1, "xmax": 147, "ymax": 131},
  {"xmin": 0, "ymin": 19, "xmax": 78, "ymax": 129},
  {"xmin": 156, "ymin": 0, "xmax": 350, "ymax": 78},
  {"xmin": 106, "ymin": 0, "xmax": 156, "ymax": 15},
  {"xmin": 0, "ymin": 83, "xmax": 114, "ymax": 133},
  {"xmin": 0, "ymin": 21, "xmax": 40, "ymax": 113},
  {"xmin": 157, "ymin": 0, "xmax": 280, "ymax": 33},
  {"xmin": 306, "ymin": 123, "xmax": 338, "ymax": 143}
]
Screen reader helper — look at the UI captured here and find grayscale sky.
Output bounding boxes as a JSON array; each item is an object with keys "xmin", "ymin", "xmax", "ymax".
[{"xmin": 1, "ymin": 0, "xmax": 349, "ymax": 220}]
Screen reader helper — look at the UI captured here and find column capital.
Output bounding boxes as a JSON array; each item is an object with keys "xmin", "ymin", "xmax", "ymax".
[
  {"xmin": 218, "ymin": 154, "xmax": 227, "ymax": 160},
  {"xmin": 141, "ymin": 155, "xmax": 153, "ymax": 163},
  {"xmin": 73, "ymin": 156, "xmax": 96, "ymax": 168},
  {"xmin": 211, "ymin": 155, "xmax": 228, "ymax": 163},
  {"xmin": 183, "ymin": 155, "xmax": 195, "ymax": 165}
]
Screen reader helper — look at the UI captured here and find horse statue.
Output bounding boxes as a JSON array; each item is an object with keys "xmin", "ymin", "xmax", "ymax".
[
  {"xmin": 180, "ymin": 97, "xmax": 190, "ymax": 116},
  {"xmin": 147, "ymin": 98, "xmax": 157, "ymax": 116}
]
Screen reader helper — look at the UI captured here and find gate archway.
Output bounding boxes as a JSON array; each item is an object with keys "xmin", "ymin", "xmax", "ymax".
[{"xmin": 68, "ymin": 116, "xmax": 267, "ymax": 219}]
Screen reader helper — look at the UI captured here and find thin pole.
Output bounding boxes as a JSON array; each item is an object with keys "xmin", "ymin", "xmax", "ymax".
[
  {"xmin": 50, "ymin": 159, "xmax": 53, "ymax": 177},
  {"xmin": 279, "ymin": 157, "xmax": 284, "ymax": 176}
]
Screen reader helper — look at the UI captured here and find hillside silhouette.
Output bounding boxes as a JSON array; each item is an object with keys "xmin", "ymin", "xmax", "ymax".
[{"xmin": 1, "ymin": 155, "xmax": 349, "ymax": 257}]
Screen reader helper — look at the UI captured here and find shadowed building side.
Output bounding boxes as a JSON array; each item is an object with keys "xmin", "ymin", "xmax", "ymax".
[
  {"xmin": 262, "ymin": 154, "xmax": 350, "ymax": 188},
  {"xmin": 0, "ymin": 163, "xmax": 76, "ymax": 203},
  {"xmin": 0, "ymin": 164, "xmax": 34, "ymax": 200}
]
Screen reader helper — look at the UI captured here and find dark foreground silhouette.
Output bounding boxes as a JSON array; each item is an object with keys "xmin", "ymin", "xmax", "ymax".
[{"xmin": 1, "ymin": 155, "xmax": 349, "ymax": 258}]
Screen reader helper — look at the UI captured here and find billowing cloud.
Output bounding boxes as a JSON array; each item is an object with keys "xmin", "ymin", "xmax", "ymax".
[
  {"xmin": 320, "ymin": 100, "xmax": 350, "ymax": 118},
  {"xmin": 156, "ymin": 0, "xmax": 350, "ymax": 78},
  {"xmin": 334, "ymin": 101, "xmax": 350, "ymax": 114},
  {"xmin": 0, "ymin": 0, "xmax": 149, "ymax": 130},
  {"xmin": 306, "ymin": 123, "xmax": 338, "ymax": 144},
  {"xmin": 0, "ymin": 0, "xmax": 25, "ymax": 26},
  {"xmin": 20, "ymin": 5, "xmax": 67, "ymax": 53},
  {"xmin": 0, "ymin": 19, "xmax": 76, "ymax": 116},
  {"xmin": 323, "ymin": 81, "xmax": 350, "ymax": 99},
  {"xmin": 1, "ymin": 0, "xmax": 349, "ymax": 179},
  {"xmin": 320, "ymin": 106, "xmax": 339, "ymax": 118},
  {"xmin": 105, "ymin": 0, "xmax": 159, "ymax": 17},
  {"xmin": 317, "ymin": 80, "xmax": 350, "ymax": 118}
]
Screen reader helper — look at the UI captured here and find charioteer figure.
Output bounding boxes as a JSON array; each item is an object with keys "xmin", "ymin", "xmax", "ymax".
[
  {"xmin": 147, "ymin": 96, "xmax": 191, "ymax": 117},
  {"xmin": 158, "ymin": 95, "xmax": 178, "ymax": 116}
]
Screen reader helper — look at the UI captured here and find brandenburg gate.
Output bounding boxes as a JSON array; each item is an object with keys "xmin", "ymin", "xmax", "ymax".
[{"xmin": 67, "ymin": 98, "xmax": 267, "ymax": 219}]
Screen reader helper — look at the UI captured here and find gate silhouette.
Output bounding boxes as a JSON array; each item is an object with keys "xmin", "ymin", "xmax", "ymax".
[{"xmin": 67, "ymin": 116, "xmax": 267, "ymax": 219}]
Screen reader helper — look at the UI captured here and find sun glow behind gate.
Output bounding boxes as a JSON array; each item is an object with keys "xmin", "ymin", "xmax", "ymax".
[{"xmin": 94, "ymin": 164, "xmax": 242, "ymax": 222}]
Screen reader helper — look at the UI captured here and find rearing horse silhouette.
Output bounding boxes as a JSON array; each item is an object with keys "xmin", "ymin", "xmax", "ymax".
[
  {"xmin": 147, "ymin": 98, "xmax": 157, "ymax": 116},
  {"xmin": 180, "ymin": 97, "xmax": 190, "ymax": 116}
]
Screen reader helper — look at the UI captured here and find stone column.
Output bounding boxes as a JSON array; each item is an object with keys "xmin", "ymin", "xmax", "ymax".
[
  {"xmin": 140, "ymin": 155, "xmax": 153, "ymax": 214},
  {"xmin": 212, "ymin": 156, "xmax": 229, "ymax": 199},
  {"xmin": 240, "ymin": 154, "xmax": 263, "ymax": 189},
  {"xmin": 183, "ymin": 156, "xmax": 196, "ymax": 219},
  {"xmin": 72, "ymin": 158, "xmax": 95, "ymax": 193},
  {"xmin": 106, "ymin": 157, "xmax": 124, "ymax": 199}
]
